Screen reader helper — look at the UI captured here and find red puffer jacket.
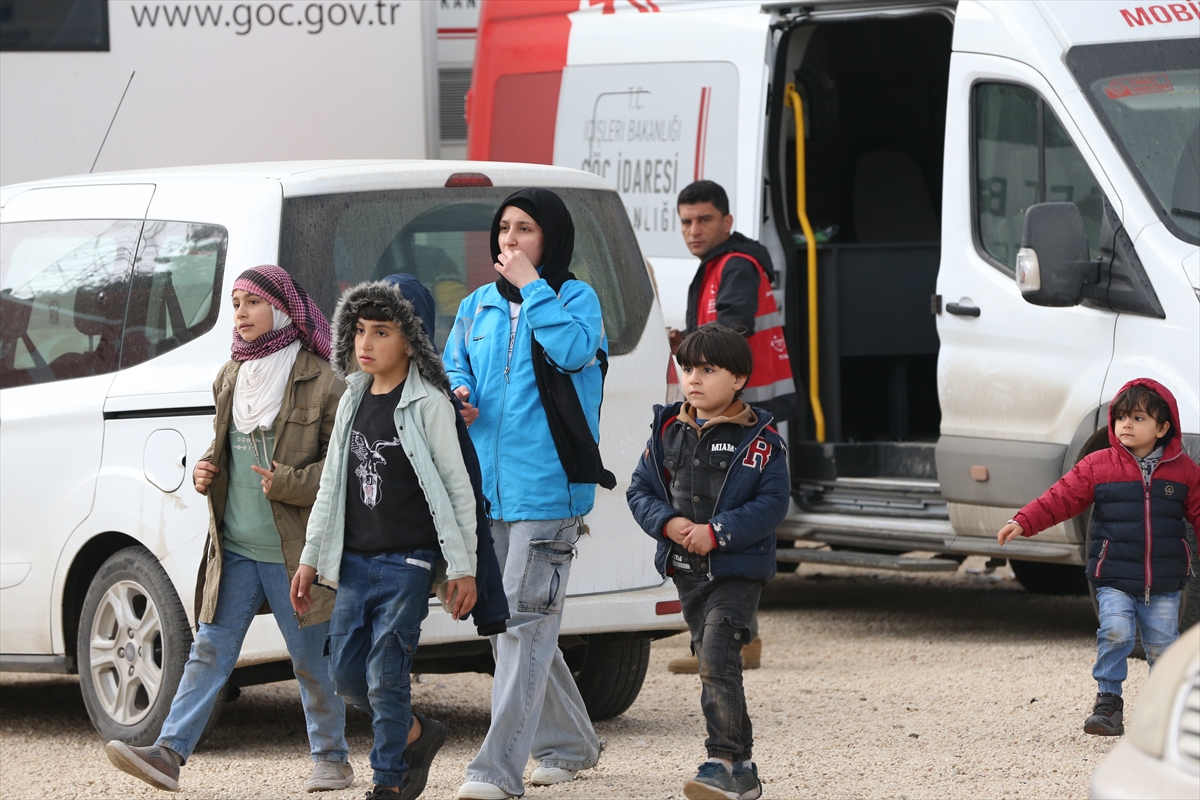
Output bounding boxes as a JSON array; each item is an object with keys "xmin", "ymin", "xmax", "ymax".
[{"xmin": 1012, "ymin": 378, "xmax": 1200, "ymax": 598}]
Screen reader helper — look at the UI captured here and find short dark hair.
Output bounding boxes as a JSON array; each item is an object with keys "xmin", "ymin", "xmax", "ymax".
[
  {"xmin": 1111, "ymin": 384, "xmax": 1171, "ymax": 429},
  {"xmin": 356, "ymin": 303, "xmax": 397, "ymax": 324},
  {"xmin": 675, "ymin": 324, "xmax": 753, "ymax": 397},
  {"xmin": 677, "ymin": 180, "xmax": 730, "ymax": 216}
]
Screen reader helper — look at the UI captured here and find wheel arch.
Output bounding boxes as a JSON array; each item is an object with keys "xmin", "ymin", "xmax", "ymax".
[{"xmin": 61, "ymin": 532, "xmax": 144, "ymax": 672}]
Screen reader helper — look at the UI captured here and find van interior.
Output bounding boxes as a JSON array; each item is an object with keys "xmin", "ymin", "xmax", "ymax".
[{"xmin": 770, "ymin": 13, "xmax": 953, "ymax": 507}]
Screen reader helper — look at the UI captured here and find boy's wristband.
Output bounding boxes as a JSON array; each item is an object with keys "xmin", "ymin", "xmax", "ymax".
[{"xmin": 708, "ymin": 525, "xmax": 717, "ymax": 548}]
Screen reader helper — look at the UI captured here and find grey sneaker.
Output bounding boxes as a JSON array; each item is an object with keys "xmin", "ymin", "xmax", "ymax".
[
  {"xmin": 105, "ymin": 741, "xmax": 181, "ymax": 792},
  {"xmin": 733, "ymin": 762, "xmax": 762, "ymax": 800},
  {"xmin": 1084, "ymin": 692, "xmax": 1124, "ymax": 736},
  {"xmin": 305, "ymin": 759, "xmax": 355, "ymax": 792},
  {"xmin": 683, "ymin": 761, "xmax": 739, "ymax": 800},
  {"xmin": 399, "ymin": 714, "xmax": 447, "ymax": 800}
]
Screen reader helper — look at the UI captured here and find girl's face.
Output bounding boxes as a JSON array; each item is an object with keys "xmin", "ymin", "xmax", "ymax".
[
  {"xmin": 497, "ymin": 206, "xmax": 545, "ymax": 268},
  {"xmin": 231, "ymin": 289, "xmax": 275, "ymax": 342}
]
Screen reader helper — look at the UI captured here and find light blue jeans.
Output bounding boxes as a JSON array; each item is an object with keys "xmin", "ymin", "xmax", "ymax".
[
  {"xmin": 327, "ymin": 549, "xmax": 436, "ymax": 788},
  {"xmin": 465, "ymin": 518, "xmax": 602, "ymax": 795},
  {"xmin": 157, "ymin": 549, "xmax": 347, "ymax": 763},
  {"xmin": 1093, "ymin": 586, "xmax": 1181, "ymax": 695}
]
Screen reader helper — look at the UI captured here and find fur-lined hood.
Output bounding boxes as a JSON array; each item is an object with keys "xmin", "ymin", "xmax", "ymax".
[{"xmin": 330, "ymin": 281, "xmax": 451, "ymax": 396}]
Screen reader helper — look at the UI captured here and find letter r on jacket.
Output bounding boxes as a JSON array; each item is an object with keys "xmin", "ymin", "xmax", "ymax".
[{"xmin": 742, "ymin": 437, "xmax": 772, "ymax": 470}]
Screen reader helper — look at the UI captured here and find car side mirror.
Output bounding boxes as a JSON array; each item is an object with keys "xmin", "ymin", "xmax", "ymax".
[{"xmin": 1015, "ymin": 202, "xmax": 1097, "ymax": 307}]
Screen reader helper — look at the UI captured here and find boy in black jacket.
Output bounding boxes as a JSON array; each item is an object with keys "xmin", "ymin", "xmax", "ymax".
[{"xmin": 627, "ymin": 325, "xmax": 790, "ymax": 800}]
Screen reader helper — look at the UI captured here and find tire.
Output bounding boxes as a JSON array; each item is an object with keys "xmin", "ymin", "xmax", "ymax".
[
  {"xmin": 77, "ymin": 546, "xmax": 192, "ymax": 745},
  {"xmin": 1010, "ymin": 559, "xmax": 1089, "ymax": 596},
  {"xmin": 572, "ymin": 634, "xmax": 651, "ymax": 721}
]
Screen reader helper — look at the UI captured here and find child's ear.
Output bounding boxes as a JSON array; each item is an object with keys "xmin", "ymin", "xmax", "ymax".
[
  {"xmin": 734, "ymin": 374, "xmax": 748, "ymax": 391},
  {"xmin": 1157, "ymin": 419, "xmax": 1171, "ymax": 439}
]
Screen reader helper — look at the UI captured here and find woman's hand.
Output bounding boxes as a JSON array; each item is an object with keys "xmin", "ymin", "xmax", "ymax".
[
  {"xmin": 290, "ymin": 564, "xmax": 317, "ymax": 615},
  {"xmin": 193, "ymin": 460, "xmax": 219, "ymax": 495},
  {"xmin": 494, "ymin": 249, "xmax": 540, "ymax": 289},
  {"xmin": 454, "ymin": 386, "xmax": 479, "ymax": 427},
  {"xmin": 250, "ymin": 462, "xmax": 276, "ymax": 496}
]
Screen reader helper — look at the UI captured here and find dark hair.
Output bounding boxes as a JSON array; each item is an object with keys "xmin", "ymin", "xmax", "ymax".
[
  {"xmin": 675, "ymin": 324, "xmax": 753, "ymax": 398},
  {"xmin": 677, "ymin": 180, "xmax": 730, "ymax": 216},
  {"xmin": 356, "ymin": 303, "xmax": 397, "ymax": 324},
  {"xmin": 1111, "ymin": 384, "xmax": 1172, "ymax": 433}
]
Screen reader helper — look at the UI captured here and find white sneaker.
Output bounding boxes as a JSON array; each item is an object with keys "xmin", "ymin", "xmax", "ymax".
[
  {"xmin": 529, "ymin": 766, "xmax": 579, "ymax": 786},
  {"xmin": 456, "ymin": 780, "xmax": 515, "ymax": 799}
]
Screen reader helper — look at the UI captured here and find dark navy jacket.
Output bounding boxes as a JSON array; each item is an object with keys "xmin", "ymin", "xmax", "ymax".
[
  {"xmin": 1013, "ymin": 378, "xmax": 1200, "ymax": 597},
  {"xmin": 627, "ymin": 402, "xmax": 790, "ymax": 583}
]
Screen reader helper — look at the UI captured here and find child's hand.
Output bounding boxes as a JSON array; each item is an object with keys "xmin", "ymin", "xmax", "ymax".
[
  {"xmin": 681, "ymin": 523, "xmax": 716, "ymax": 556},
  {"xmin": 997, "ymin": 522, "xmax": 1024, "ymax": 545},
  {"xmin": 453, "ymin": 386, "xmax": 479, "ymax": 427},
  {"xmin": 443, "ymin": 576, "xmax": 477, "ymax": 620},
  {"xmin": 663, "ymin": 516, "xmax": 691, "ymax": 544},
  {"xmin": 250, "ymin": 462, "xmax": 276, "ymax": 496},
  {"xmin": 290, "ymin": 565, "xmax": 317, "ymax": 615},
  {"xmin": 193, "ymin": 460, "xmax": 219, "ymax": 495}
]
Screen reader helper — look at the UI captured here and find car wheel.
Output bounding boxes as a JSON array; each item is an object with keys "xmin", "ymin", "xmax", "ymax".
[
  {"xmin": 1010, "ymin": 559, "xmax": 1089, "ymax": 595},
  {"xmin": 77, "ymin": 546, "xmax": 192, "ymax": 745},
  {"xmin": 572, "ymin": 634, "xmax": 650, "ymax": 721}
]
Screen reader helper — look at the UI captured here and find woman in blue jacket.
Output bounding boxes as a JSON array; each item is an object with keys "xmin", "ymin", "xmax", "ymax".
[{"xmin": 444, "ymin": 188, "xmax": 608, "ymax": 800}]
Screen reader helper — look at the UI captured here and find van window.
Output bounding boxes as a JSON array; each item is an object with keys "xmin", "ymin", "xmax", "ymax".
[
  {"xmin": 278, "ymin": 187, "xmax": 653, "ymax": 356},
  {"xmin": 974, "ymin": 83, "xmax": 1105, "ymax": 272},
  {"xmin": 0, "ymin": 219, "xmax": 139, "ymax": 388},
  {"xmin": 121, "ymin": 221, "xmax": 227, "ymax": 370},
  {"xmin": 0, "ymin": 0, "xmax": 109, "ymax": 51}
]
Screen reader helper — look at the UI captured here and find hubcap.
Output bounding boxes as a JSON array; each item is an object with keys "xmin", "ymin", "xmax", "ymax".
[{"xmin": 88, "ymin": 580, "xmax": 164, "ymax": 726}]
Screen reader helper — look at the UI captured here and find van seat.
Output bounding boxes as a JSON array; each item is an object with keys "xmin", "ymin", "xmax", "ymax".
[{"xmin": 852, "ymin": 151, "xmax": 939, "ymax": 242}]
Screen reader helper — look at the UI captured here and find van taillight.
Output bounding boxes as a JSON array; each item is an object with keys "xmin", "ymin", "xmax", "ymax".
[
  {"xmin": 445, "ymin": 172, "xmax": 493, "ymax": 188},
  {"xmin": 656, "ymin": 600, "xmax": 681, "ymax": 615}
]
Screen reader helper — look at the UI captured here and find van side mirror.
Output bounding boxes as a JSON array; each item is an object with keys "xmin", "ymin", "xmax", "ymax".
[{"xmin": 1015, "ymin": 202, "xmax": 1097, "ymax": 307}]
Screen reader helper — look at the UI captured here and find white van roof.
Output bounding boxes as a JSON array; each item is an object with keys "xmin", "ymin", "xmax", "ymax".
[{"xmin": 0, "ymin": 160, "xmax": 616, "ymax": 206}]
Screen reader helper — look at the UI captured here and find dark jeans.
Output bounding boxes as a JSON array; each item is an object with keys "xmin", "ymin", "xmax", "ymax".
[
  {"xmin": 674, "ymin": 575, "xmax": 761, "ymax": 761},
  {"xmin": 328, "ymin": 549, "xmax": 436, "ymax": 787}
]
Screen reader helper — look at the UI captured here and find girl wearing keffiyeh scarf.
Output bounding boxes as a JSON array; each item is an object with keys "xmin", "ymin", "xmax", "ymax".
[{"xmin": 104, "ymin": 266, "xmax": 355, "ymax": 794}]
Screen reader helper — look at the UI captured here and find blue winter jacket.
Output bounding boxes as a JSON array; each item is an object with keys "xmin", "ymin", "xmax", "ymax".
[
  {"xmin": 627, "ymin": 402, "xmax": 791, "ymax": 582},
  {"xmin": 443, "ymin": 278, "xmax": 606, "ymax": 521}
]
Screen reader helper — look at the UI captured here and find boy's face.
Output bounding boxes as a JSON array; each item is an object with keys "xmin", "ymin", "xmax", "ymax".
[
  {"xmin": 681, "ymin": 361, "xmax": 746, "ymax": 419},
  {"xmin": 1114, "ymin": 405, "xmax": 1170, "ymax": 458},
  {"xmin": 355, "ymin": 318, "xmax": 410, "ymax": 383}
]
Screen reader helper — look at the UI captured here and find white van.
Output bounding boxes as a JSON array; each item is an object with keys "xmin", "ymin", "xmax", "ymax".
[
  {"xmin": 467, "ymin": 0, "xmax": 1200, "ymax": 622},
  {"xmin": 0, "ymin": 160, "xmax": 685, "ymax": 744}
]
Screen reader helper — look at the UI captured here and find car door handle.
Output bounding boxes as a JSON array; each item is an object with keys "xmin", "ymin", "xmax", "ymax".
[{"xmin": 946, "ymin": 303, "xmax": 980, "ymax": 317}]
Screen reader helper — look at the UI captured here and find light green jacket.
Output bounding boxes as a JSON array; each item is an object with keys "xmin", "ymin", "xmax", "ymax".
[{"xmin": 300, "ymin": 363, "xmax": 477, "ymax": 585}]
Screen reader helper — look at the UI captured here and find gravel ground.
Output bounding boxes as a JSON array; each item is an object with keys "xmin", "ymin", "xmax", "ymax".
[{"xmin": 0, "ymin": 557, "xmax": 1136, "ymax": 800}]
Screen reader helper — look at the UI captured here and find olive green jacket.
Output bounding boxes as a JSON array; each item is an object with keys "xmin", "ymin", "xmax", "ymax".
[{"xmin": 195, "ymin": 348, "xmax": 344, "ymax": 628}]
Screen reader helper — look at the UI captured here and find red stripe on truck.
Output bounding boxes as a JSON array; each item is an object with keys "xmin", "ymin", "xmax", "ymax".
[{"xmin": 694, "ymin": 86, "xmax": 711, "ymax": 181}]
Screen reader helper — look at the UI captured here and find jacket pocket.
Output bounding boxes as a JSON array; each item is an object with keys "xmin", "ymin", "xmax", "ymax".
[
  {"xmin": 1094, "ymin": 539, "xmax": 1110, "ymax": 579},
  {"xmin": 283, "ymin": 404, "xmax": 321, "ymax": 455},
  {"xmin": 518, "ymin": 539, "xmax": 575, "ymax": 614}
]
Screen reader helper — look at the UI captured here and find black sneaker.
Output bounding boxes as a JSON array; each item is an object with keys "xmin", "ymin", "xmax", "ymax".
[
  {"xmin": 366, "ymin": 786, "xmax": 402, "ymax": 800},
  {"xmin": 399, "ymin": 713, "xmax": 448, "ymax": 800},
  {"xmin": 105, "ymin": 741, "xmax": 181, "ymax": 791},
  {"xmin": 1084, "ymin": 692, "xmax": 1124, "ymax": 736}
]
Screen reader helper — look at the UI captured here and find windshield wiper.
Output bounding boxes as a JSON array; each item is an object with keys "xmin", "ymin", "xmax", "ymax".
[{"xmin": 1171, "ymin": 207, "xmax": 1200, "ymax": 220}]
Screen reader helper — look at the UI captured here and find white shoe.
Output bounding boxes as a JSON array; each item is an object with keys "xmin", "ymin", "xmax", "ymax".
[
  {"xmin": 529, "ymin": 766, "xmax": 579, "ymax": 785},
  {"xmin": 456, "ymin": 780, "xmax": 515, "ymax": 799}
]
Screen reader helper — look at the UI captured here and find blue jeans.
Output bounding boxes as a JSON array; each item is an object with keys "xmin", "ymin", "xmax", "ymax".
[
  {"xmin": 675, "ymin": 576, "xmax": 761, "ymax": 761},
  {"xmin": 157, "ymin": 549, "xmax": 347, "ymax": 763},
  {"xmin": 328, "ymin": 549, "xmax": 436, "ymax": 787},
  {"xmin": 465, "ymin": 518, "xmax": 601, "ymax": 796},
  {"xmin": 1093, "ymin": 586, "xmax": 1181, "ymax": 695}
]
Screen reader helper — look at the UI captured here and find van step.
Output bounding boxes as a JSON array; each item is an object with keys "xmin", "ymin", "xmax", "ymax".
[{"xmin": 775, "ymin": 547, "xmax": 960, "ymax": 572}]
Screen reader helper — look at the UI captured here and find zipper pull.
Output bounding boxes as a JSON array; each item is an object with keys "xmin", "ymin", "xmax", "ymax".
[{"xmin": 1145, "ymin": 586, "xmax": 1151, "ymax": 605}]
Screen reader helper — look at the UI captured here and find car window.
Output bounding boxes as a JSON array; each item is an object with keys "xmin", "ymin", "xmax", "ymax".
[
  {"xmin": 279, "ymin": 187, "xmax": 653, "ymax": 355},
  {"xmin": 121, "ymin": 221, "xmax": 227, "ymax": 369},
  {"xmin": 974, "ymin": 82, "xmax": 1104, "ymax": 273},
  {"xmin": 0, "ymin": 219, "xmax": 140, "ymax": 388}
]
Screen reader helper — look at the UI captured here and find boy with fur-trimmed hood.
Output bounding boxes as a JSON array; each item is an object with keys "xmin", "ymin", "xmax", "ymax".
[
  {"xmin": 998, "ymin": 377, "xmax": 1200, "ymax": 737},
  {"xmin": 292, "ymin": 281, "xmax": 478, "ymax": 800}
]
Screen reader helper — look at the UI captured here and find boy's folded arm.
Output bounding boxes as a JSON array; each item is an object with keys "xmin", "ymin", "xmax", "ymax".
[
  {"xmin": 708, "ymin": 451, "xmax": 791, "ymax": 551},
  {"xmin": 299, "ymin": 399, "xmax": 350, "ymax": 572},
  {"xmin": 424, "ymin": 393, "xmax": 477, "ymax": 580},
  {"xmin": 627, "ymin": 448, "xmax": 679, "ymax": 540},
  {"xmin": 1013, "ymin": 455, "xmax": 1098, "ymax": 535}
]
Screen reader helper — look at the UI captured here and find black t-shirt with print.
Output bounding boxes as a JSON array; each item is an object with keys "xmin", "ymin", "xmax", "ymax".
[{"xmin": 343, "ymin": 380, "xmax": 440, "ymax": 555}]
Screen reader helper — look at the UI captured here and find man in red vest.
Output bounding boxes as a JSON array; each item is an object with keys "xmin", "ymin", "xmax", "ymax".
[
  {"xmin": 669, "ymin": 180, "xmax": 797, "ymax": 422},
  {"xmin": 664, "ymin": 180, "xmax": 797, "ymax": 674}
]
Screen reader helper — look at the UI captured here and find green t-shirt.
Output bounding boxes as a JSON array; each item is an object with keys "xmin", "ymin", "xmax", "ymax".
[{"xmin": 222, "ymin": 425, "xmax": 284, "ymax": 564}]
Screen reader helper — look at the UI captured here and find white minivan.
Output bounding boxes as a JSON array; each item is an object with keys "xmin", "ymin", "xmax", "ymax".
[
  {"xmin": 0, "ymin": 161, "xmax": 685, "ymax": 744},
  {"xmin": 467, "ymin": 0, "xmax": 1200, "ymax": 624}
]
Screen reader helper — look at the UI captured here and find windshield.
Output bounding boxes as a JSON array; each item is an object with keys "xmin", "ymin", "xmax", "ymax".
[{"xmin": 1067, "ymin": 38, "xmax": 1200, "ymax": 245}]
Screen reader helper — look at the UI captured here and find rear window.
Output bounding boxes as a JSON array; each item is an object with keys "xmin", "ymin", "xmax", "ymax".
[{"xmin": 278, "ymin": 187, "xmax": 653, "ymax": 355}]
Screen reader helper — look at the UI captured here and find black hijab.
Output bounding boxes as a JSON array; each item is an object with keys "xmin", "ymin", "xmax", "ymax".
[{"xmin": 491, "ymin": 188, "xmax": 615, "ymax": 490}]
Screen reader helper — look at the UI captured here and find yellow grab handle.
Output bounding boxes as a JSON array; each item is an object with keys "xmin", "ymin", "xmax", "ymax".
[{"xmin": 784, "ymin": 83, "xmax": 825, "ymax": 442}]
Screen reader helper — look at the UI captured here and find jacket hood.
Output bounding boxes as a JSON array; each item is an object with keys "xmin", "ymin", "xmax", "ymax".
[
  {"xmin": 1107, "ymin": 377, "xmax": 1182, "ymax": 459},
  {"xmin": 702, "ymin": 232, "xmax": 776, "ymax": 282},
  {"xmin": 330, "ymin": 281, "xmax": 451, "ymax": 396}
]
